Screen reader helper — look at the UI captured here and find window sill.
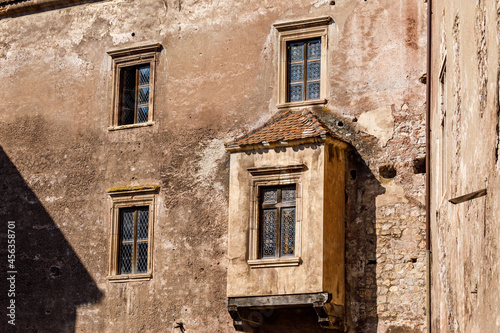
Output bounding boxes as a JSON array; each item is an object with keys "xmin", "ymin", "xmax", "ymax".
[
  {"xmin": 247, "ymin": 257, "xmax": 301, "ymax": 268},
  {"xmin": 106, "ymin": 273, "xmax": 152, "ymax": 282},
  {"xmin": 277, "ymin": 99, "xmax": 327, "ymax": 109},
  {"xmin": 108, "ymin": 121, "xmax": 155, "ymax": 131}
]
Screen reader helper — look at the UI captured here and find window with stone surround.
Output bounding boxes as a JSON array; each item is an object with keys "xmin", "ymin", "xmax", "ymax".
[
  {"xmin": 259, "ymin": 185, "xmax": 296, "ymax": 258},
  {"xmin": 247, "ymin": 165, "xmax": 304, "ymax": 268},
  {"xmin": 107, "ymin": 185, "xmax": 158, "ymax": 282},
  {"xmin": 107, "ymin": 43, "xmax": 161, "ymax": 130},
  {"xmin": 274, "ymin": 17, "xmax": 331, "ymax": 108}
]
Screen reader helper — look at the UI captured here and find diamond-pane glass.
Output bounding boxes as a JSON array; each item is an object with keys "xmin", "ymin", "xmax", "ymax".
[
  {"xmin": 139, "ymin": 66, "xmax": 150, "ymax": 85},
  {"xmin": 286, "ymin": 38, "xmax": 321, "ymax": 102},
  {"xmin": 138, "ymin": 86, "xmax": 149, "ymax": 105},
  {"xmin": 290, "ymin": 64, "xmax": 303, "ymax": 83},
  {"xmin": 262, "ymin": 188, "xmax": 277, "ymax": 204},
  {"xmin": 308, "ymin": 40, "xmax": 321, "ymax": 60},
  {"xmin": 289, "ymin": 84, "xmax": 303, "ymax": 102},
  {"xmin": 281, "ymin": 208, "xmax": 295, "ymax": 256},
  {"xmin": 289, "ymin": 42, "xmax": 304, "ymax": 62},
  {"xmin": 307, "ymin": 61, "xmax": 321, "ymax": 81},
  {"xmin": 262, "ymin": 209, "xmax": 277, "ymax": 258},
  {"xmin": 282, "ymin": 187, "xmax": 296, "ymax": 202},
  {"xmin": 307, "ymin": 82, "xmax": 321, "ymax": 100},
  {"xmin": 136, "ymin": 242, "xmax": 148, "ymax": 273},
  {"xmin": 137, "ymin": 208, "xmax": 149, "ymax": 240},
  {"xmin": 120, "ymin": 243, "xmax": 133, "ymax": 274},
  {"xmin": 121, "ymin": 210, "xmax": 134, "ymax": 241},
  {"xmin": 137, "ymin": 106, "xmax": 149, "ymax": 123}
]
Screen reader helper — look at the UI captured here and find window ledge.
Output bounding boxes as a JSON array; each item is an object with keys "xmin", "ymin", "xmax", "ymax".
[
  {"xmin": 248, "ymin": 257, "xmax": 301, "ymax": 268},
  {"xmin": 108, "ymin": 121, "xmax": 155, "ymax": 131},
  {"xmin": 107, "ymin": 273, "xmax": 152, "ymax": 283},
  {"xmin": 277, "ymin": 99, "xmax": 327, "ymax": 109}
]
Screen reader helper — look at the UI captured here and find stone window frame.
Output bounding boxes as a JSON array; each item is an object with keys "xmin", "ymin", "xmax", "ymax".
[
  {"xmin": 274, "ymin": 17, "xmax": 331, "ymax": 108},
  {"xmin": 107, "ymin": 43, "xmax": 161, "ymax": 131},
  {"xmin": 247, "ymin": 165, "xmax": 304, "ymax": 268},
  {"xmin": 107, "ymin": 185, "xmax": 159, "ymax": 282}
]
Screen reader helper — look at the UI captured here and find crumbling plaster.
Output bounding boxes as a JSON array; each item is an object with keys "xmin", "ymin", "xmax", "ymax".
[{"xmin": 0, "ymin": 0, "xmax": 426, "ymax": 332}]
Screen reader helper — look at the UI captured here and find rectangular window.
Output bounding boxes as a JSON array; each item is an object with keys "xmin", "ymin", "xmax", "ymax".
[
  {"xmin": 247, "ymin": 165, "xmax": 304, "ymax": 268},
  {"xmin": 120, "ymin": 65, "xmax": 151, "ymax": 125},
  {"xmin": 107, "ymin": 185, "xmax": 158, "ymax": 282},
  {"xmin": 287, "ymin": 39, "xmax": 321, "ymax": 102},
  {"xmin": 107, "ymin": 43, "xmax": 161, "ymax": 130},
  {"xmin": 119, "ymin": 207, "xmax": 149, "ymax": 274},
  {"xmin": 274, "ymin": 16, "xmax": 331, "ymax": 108},
  {"xmin": 260, "ymin": 185, "xmax": 296, "ymax": 258}
]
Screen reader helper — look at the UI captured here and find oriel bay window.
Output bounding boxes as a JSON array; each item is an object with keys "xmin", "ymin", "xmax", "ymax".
[
  {"xmin": 260, "ymin": 185, "xmax": 296, "ymax": 258},
  {"xmin": 225, "ymin": 108, "xmax": 348, "ymax": 330}
]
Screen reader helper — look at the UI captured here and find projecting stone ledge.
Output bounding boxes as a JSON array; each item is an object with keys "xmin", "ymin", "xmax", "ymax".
[{"xmin": 226, "ymin": 292, "xmax": 344, "ymax": 331}]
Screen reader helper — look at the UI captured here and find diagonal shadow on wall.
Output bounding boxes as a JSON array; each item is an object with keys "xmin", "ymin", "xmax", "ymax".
[{"xmin": 0, "ymin": 146, "xmax": 102, "ymax": 332}]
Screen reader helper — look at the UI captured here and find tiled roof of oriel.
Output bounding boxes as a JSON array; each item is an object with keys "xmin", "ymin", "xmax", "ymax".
[{"xmin": 225, "ymin": 109, "xmax": 336, "ymax": 151}]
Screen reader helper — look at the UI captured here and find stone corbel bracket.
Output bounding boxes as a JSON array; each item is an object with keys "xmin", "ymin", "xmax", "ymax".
[{"xmin": 226, "ymin": 292, "xmax": 344, "ymax": 331}]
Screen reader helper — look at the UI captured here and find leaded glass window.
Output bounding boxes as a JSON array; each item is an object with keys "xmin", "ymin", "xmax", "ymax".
[
  {"xmin": 287, "ymin": 38, "xmax": 321, "ymax": 102},
  {"xmin": 259, "ymin": 185, "xmax": 296, "ymax": 258},
  {"xmin": 119, "ymin": 65, "xmax": 150, "ymax": 125},
  {"xmin": 119, "ymin": 206, "xmax": 149, "ymax": 275}
]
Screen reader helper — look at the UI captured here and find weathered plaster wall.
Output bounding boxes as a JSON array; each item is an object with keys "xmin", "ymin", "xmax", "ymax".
[
  {"xmin": 0, "ymin": 0, "xmax": 426, "ymax": 332},
  {"xmin": 430, "ymin": 0, "xmax": 500, "ymax": 332}
]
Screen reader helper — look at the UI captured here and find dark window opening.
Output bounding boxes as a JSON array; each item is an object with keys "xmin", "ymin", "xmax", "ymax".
[
  {"xmin": 379, "ymin": 164, "xmax": 397, "ymax": 179},
  {"xmin": 413, "ymin": 156, "xmax": 426, "ymax": 174}
]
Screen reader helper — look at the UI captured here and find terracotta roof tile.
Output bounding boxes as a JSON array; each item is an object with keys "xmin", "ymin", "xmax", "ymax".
[{"xmin": 226, "ymin": 109, "xmax": 334, "ymax": 149}]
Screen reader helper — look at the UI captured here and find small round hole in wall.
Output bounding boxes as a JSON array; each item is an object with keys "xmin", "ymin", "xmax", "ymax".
[{"xmin": 49, "ymin": 266, "xmax": 61, "ymax": 278}]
